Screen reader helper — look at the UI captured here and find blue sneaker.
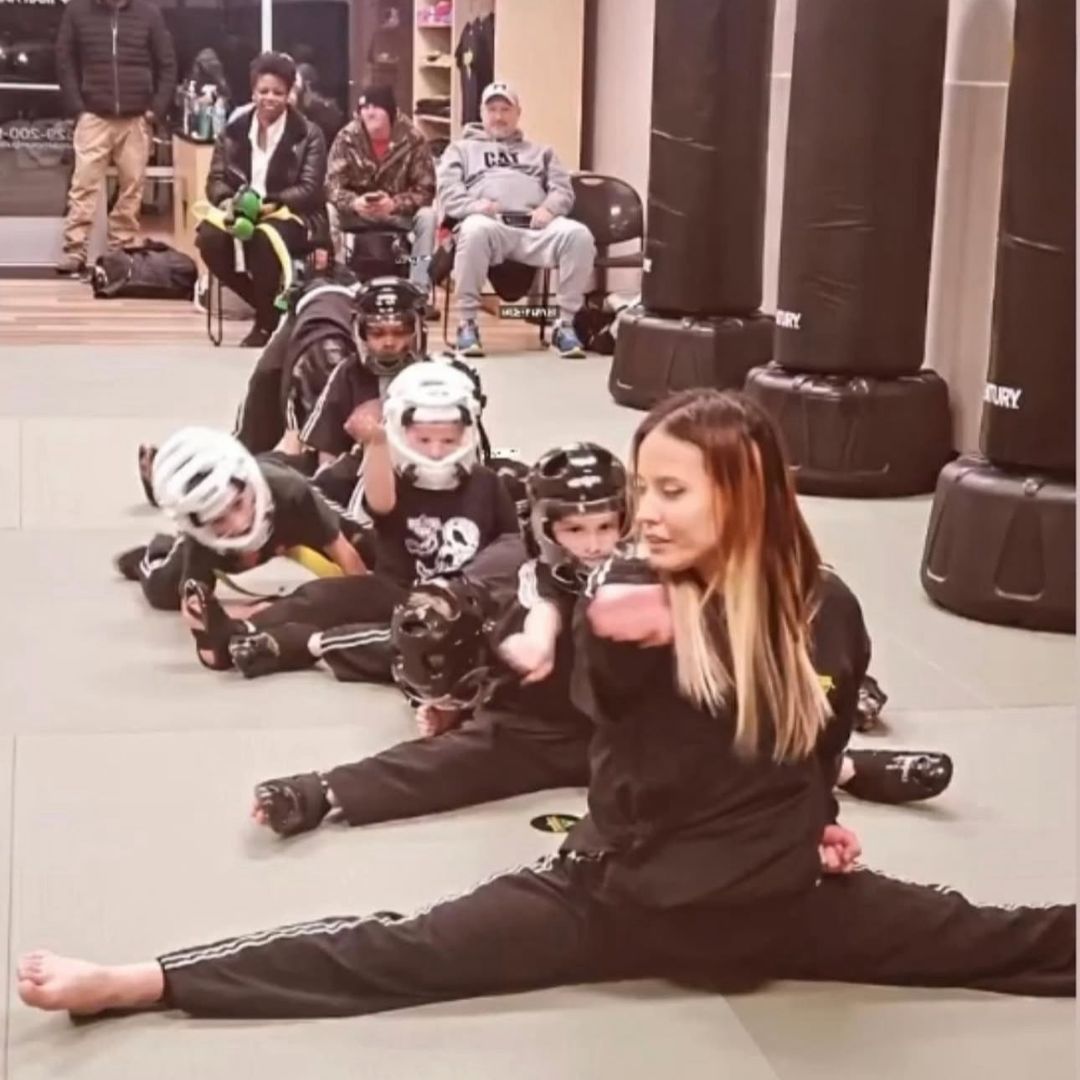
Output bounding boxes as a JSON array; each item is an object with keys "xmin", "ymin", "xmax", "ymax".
[
  {"xmin": 552, "ymin": 322, "xmax": 586, "ymax": 359},
  {"xmin": 455, "ymin": 320, "xmax": 484, "ymax": 357}
]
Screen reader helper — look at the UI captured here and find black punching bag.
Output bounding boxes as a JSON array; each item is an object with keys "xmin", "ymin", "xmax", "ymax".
[
  {"xmin": 980, "ymin": 0, "xmax": 1076, "ymax": 473},
  {"xmin": 920, "ymin": 0, "xmax": 1076, "ymax": 634},
  {"xmin": 774, "ymin": 0, "xmax": 948, "ymax": 376},
  {"xmin": 610, "ymin": 0, "xmax": 777, "ymax": 409},
  {"xmin": 641, "ymin": 0, "xmax": 775, "ymax": 315}
]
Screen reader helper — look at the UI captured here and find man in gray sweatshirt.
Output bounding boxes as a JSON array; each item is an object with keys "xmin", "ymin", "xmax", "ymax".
[{"xmin": 436, "ymin": 82, "xmax": 596, "ymax": 358}]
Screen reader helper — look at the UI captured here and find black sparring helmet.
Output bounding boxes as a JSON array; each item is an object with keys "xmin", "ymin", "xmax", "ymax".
[
  {"xmin": 354, "ymin": 276, "xmax": 427, "ymax": 377},
  {"xmin": 487, "ymin": 450, "xmax": 530, "ymax": 526},
  {"xmin": 526, "ymin": 442, "xmax": 628, "ymax": 593},
  {"xmin": 390, "ymin": 578, "xmax": 497, "ymax": 707}
]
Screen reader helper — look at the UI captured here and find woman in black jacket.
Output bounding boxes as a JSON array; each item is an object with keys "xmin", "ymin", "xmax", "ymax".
[
  {"xmin": 14, "ymin": 391, "xmax": 1074, "ymax": 1017},
  {"xmin": 197, "ymin": 51, "xmax": 328, "ymax": 347}
]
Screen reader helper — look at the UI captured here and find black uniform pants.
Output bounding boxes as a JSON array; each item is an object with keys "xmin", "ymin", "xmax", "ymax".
[
  {"xmin": 234, "ymin": 320, "xmax": 293, "ymax": 453},
  {"xmin": 197, "ymin": 219, "xmax": 307, "ymax": 332},
  {"xmin": 137, "ymin": 533, "xmax": 196, "ymax": 611},
  {"xmin": 326, "ymin": 719, "xmax": 591, "ymax": 826},
  {"xmin": 159, "ymin": 857, "xmax": 1075, "ymax": 1019},
  {"xmin": 248, "ymin": 574, "xmax": 408, "ymax": 680}
]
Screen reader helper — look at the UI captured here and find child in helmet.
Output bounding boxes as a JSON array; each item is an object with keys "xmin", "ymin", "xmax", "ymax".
[
  {"xmin": 179, "ymin": 361, "xmax": 522, "ymax": 678},
  {"xmin": 248, "ymin": 439, "xmax": 953, "ymax": 836},
  {"xmin": 116, "ymin": 427, "xmax": 368, "ymax": 614},
  {"xmin": 247, "ymin": 440, "xmax": 629, "ymax": 836}
]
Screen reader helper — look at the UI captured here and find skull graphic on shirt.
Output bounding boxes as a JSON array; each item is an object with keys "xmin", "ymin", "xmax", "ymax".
[{"xmin": 406, "ymin": 515, "xmax": 481, "ymax": 580}]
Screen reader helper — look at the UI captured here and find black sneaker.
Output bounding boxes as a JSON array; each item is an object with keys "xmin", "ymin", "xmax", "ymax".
[
  {"xmin": 239, "ymin": 326, "xmax": 273, "ymax": 349},
  {"xmin": 842, "ymin": 750, "xmax": 954, "ymax": 805}
]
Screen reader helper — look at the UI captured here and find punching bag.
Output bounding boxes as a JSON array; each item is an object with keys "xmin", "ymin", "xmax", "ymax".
[
  {"xmin": 610, "ymin": 0, "xmax": 776, "ymax": 408},
  {"xmin": 980, "ymin": 0, "xmax": 1076, "ymax": 473},
  {"xmin": 920, "ymin": 0, "xmax": 1076, "ymax": 634},
  {"xmin": 774, "ymin": 0, "xmax": 948, "ymax": 376},
  {"xmin": 641, "ymin": 0, "xmax": 775, "ymax": 316}
]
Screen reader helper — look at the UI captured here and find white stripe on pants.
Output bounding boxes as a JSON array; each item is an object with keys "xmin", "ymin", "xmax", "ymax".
[{"xmin": 452, "ymin": 214, "xmax": 596, "ymax": 322}]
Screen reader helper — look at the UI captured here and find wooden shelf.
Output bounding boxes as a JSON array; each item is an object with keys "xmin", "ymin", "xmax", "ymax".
[
  {"xmin": 416, "ymin": 21, "xmax": 452, "ymax": 30},
  {"xmin": 416, "ymin": 114, "xmax": 451, "ymax": 125}
]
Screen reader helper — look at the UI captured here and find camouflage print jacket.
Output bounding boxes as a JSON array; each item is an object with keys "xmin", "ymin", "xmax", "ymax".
[{"xmin": 326, "ymin": 115, "xmax": 436, "ymax": 220}]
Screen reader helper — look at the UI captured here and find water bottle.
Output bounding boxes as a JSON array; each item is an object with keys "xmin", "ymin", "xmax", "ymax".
[{"xmin": 212, "ymin": 95, "xmax": 227, "ymax": 139}]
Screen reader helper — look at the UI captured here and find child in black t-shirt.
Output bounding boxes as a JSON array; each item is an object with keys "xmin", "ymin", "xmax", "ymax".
[
  {"xmin": 114, "ymin": 427, "xmax": 367, "ymax": 616},
  {"xmin": 179, "ymin": 361, "xmax": 519, "ymax": 679},
  {"xmin": 248, "ymin": 440, "xmax": 630, "ymax": 836}
]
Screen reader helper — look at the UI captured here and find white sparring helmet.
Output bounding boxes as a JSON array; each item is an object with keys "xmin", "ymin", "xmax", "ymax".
[
  {"xmin": 151, "ymin": 427, "xmax": 273, "ymax": 552},
  {"xmin": 382, "ymin": 362, "xmax": 482, "ymax": 490}
]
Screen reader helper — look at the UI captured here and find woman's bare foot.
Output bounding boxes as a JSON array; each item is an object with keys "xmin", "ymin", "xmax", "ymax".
[{"xmin": 17, "ymin": 951, "xmax": 163, "ymax": 1015}]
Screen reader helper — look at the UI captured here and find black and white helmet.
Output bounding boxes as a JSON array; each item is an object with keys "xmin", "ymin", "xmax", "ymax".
[
  {"xmin": 151, "ymin": 427, "xmax": 273, "ymax": 553},
  {"xmin": 390, "ymin": 579, "xmax": 497, "ymax": 708},
  {"xmin": 383, "ymin": 362, "xmax": 482, "ymax": 490},
  {"xmin": 526, "ymin": 442, "xmax": 627, "ymax": 592},
  {"xmin": 353, "ymin": 276, "xmax": 426, "ymax": 378}
]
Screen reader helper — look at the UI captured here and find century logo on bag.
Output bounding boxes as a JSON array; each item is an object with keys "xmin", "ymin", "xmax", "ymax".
[
  {"xmin": 776, "ymin": 310, "xmax": 802, "ymax": 330},
  {"xmin": 984, "ymin": 383, "xmax": 1023, "ymax": 410}
]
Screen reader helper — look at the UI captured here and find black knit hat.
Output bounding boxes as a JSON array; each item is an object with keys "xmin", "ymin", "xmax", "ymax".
[{"xmin": 357, "ymin": 84, "xmax": 397, "ymax": 124}]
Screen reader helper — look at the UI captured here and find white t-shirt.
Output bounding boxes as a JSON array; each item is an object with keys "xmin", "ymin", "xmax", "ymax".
[{"xmin": 249, "ymin": 112, "xmax": 286, "ymax": 197}]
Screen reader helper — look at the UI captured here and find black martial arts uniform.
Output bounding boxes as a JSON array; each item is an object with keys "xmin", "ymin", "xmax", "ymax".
[
  {"xmin": 233, "ymin": 274, "xmax": 362, "ymax": 455},
  {"xmin": 239, "ymin": 464, "xmax": 522, "ymax": 680},
  {"xmin": 322, "ymin": 559, "xmax": 591, "ymax": 824},
  {"xmin": 157, "ymin": 565, "xmax": 1076, "ymax": 1016},
  {"xmin": 133, "ymin": 459, "xmax": 344, "ymax": 611}
]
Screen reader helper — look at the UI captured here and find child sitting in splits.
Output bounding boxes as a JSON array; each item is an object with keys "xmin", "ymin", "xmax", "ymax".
[
  {"xmin": 180, "ymin": 359, "xmax": 521, "ymax": 680},
  {"xmin": 115, "ymin": 427, "xmax": 367, "ymax": 612},
  {"xmin": 251, "ymin": 440, "xmax": 628, "ymax": 835},
  {"xmin": 251, "ymin": 442, "xmax": 953, "ymax": 838}
]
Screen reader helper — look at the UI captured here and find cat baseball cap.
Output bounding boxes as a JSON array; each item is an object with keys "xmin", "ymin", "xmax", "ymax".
[{"xmin": 481, "ymin": 82, "xmax": 519, "ymax": 107}]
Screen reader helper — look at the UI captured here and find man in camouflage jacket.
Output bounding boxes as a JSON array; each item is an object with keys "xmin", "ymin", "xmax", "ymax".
[{"xmin": 326, "ymin": 85, "xmax": 437, "ymax": 295}]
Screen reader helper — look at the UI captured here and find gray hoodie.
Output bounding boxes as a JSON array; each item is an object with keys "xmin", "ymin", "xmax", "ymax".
[{"xmin": 436, "ymin": 123, "xmax": 574, "ymax": 221}]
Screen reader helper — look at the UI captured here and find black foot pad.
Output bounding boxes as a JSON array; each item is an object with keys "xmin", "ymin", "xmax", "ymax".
[{"xmin": 843, "ymin": 750, "xmax": 954, "ymax": 805}]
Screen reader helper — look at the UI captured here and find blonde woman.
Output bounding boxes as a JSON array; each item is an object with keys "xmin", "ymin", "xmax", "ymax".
[{"xmin": 17, "ymin": 391, "xmax": 1072, "ymax": 1018}]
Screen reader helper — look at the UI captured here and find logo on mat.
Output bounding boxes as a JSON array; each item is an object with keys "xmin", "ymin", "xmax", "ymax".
[{"xmin": 530, "ymin": 813, "xmax": 581, "ymax": 834}]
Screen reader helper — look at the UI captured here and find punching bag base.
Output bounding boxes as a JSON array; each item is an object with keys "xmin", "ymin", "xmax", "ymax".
[
  {"xmin": 609, "ymin": 310, "xmax": 773, "ymax": 410},
  {"xmin": 920, "ymin": 456, "xmax": 1076, "ymax": 634},
  {"xmin": 744, "ymin": 365, "xmax": 953, "ymax": 497}
]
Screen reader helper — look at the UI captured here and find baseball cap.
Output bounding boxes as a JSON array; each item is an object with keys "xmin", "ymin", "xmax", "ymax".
[{"xmin": 481, "ymin": 81, "xmax": 519, "ymax": 107}]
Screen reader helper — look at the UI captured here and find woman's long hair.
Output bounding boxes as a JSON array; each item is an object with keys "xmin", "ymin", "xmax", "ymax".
[{"xmin": 631, "ymin": 390, "xmax": 829, "ymax": 762}]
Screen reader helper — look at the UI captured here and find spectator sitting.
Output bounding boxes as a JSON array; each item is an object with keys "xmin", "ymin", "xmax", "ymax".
[
  {"xmin": 326, "ymin": 85, "xmax": 437, "ymax": 312},
  {"xmin": 436, "ymin": 81, "xmax": 595, "ymax": 360},
  {"xmin": 292, "ymin": 63, "xmax": 345, "ymax": 146},
  {"xmin": 196, "ymin": 51, "xmax": 329, "ymax": 348}
]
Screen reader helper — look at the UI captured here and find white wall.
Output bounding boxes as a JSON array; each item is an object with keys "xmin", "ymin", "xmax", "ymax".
[{"xmin": 587, "ymin": 0, "xmax": 1018, "ymax": 451}]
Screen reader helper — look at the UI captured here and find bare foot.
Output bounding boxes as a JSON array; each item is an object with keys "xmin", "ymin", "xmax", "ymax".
[{"xmin": 16, "ymin": 951, "xmax": 163, "ymax": 1015}]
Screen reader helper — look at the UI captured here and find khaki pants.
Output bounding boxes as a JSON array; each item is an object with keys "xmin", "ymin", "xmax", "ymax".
[{"xmin": 63, "ymin": 113, "xmax": 150, "ymax": 258}]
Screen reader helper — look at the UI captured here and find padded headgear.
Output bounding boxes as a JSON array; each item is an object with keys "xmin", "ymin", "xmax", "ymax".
[
  {"xmin": 151, "ymin": 427, "xmax": 273, "ymax": 553},
  {"xmin": 383, "ymin": 361, "xmax": 482, "ymax": 490},
  {"xmin": 353, "ymin": 276, "xmax": 426, "ymax": 378},
  {"xmin": 526, "ymin": 442, "xmax": 628, "ymax": 593},
  {"xmin": 390, "ymin": 578, "xmax": 497, "ymax": 707}
]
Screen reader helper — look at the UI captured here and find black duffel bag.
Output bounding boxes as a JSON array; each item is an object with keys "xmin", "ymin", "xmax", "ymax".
[{"xmin": 91, "ymin": 240, "xmax": 197, "ymax": 300}]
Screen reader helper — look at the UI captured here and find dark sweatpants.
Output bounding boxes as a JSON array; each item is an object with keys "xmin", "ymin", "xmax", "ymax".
[
  {"xmin": 326, "ymin": 717, "xmax": 591, "ymax": 826},
  {"xmin": 197, "ymin": 219, "xmax": 307, "ymax": 334},
  {"xmin": 159, "ymin": 857, "xmax": 1075, "ymax": 1018}
]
